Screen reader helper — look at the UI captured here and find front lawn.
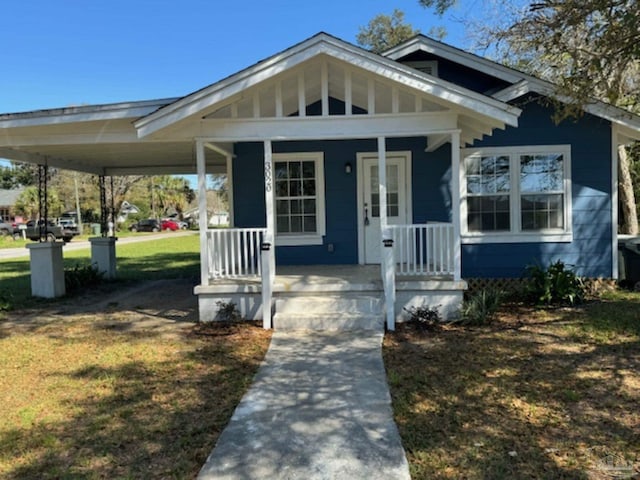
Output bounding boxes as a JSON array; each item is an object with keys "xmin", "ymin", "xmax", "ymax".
[
  {"xmin": 0, "ymin": 294, "xmax": 271, "ymax": 479},
  {"xmin": 384, "ymin": 290, "xmax": 640, "ymax": 479}
]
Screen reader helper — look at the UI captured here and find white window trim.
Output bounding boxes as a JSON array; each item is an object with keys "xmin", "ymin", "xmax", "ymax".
[
  {"xmin": 272, "ymin": 151, "xmax": 326, "ymax": 247},
  {"xmin": 461, "ymin": 145, "xmax": 573, "ymax": 244}
]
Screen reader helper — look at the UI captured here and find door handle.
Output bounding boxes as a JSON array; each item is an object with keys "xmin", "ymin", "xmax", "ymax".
[{"xmin": 364, "ymin": 203, "xmax": 370, "ymax": 226}]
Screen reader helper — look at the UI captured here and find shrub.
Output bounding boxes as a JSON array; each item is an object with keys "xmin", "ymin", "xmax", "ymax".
[
  {"xmin": 65, "ymin": 264, "xmax": 105, "ymax": 294},
  {"xmin": 461, "ymin": 288, "xmax": 503, "ymax": 325},
  {"xmin": 0, "ymin": 289, "xmax": 13, "ymax": 311},
  {"xmin": 403, "ymin": 304, "xmax": 442, "ymax": 331},
  {"xmin": 215, "ymin": 301, "xmax": 241, "ymax": 322},
  {"xmin": 526, "ymin": 260, "xmax": 585, "ymax": 306}
]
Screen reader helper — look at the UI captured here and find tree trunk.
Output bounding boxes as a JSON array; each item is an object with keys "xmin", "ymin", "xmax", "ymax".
[{"xmin": 619, "ymin": 144, "xmax": 639, "ymax": 235}]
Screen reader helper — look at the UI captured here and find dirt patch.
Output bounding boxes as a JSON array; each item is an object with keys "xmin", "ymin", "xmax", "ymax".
[{"xmin": 0, "ymin": 278, "xmax": 199, "ymax": 339}]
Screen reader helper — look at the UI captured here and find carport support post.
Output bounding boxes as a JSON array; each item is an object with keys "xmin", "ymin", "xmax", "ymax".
[
  {"xmin": 26, "ymin": 242, "xmax": 65, "ymax": 298},
  {"xmin": 89, "ymin": 237, "xmax": 117, "ymax": 279},
  {"xmin": 89, "ymin": 175, "xmax": 118, "ymax": 279}
]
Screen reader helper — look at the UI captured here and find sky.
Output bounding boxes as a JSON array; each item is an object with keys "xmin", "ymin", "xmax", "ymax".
[
  {"xmin": 0, "ymin": 0, "xmax": 488, "ymax": 114},
  {"xmin": 0, "ymin": 0, "xmax": 489, "ymax": 175}
]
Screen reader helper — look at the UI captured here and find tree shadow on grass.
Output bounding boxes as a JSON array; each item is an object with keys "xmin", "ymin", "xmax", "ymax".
[
  {"xmin": 0, "ymin": 323, "xmax": 271, "ymax": 479},
  {"xmin": 384, "ymin": 310, "xmax": 640, "ymax": 479}
]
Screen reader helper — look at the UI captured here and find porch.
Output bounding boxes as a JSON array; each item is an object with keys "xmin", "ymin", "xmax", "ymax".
[{"xmin": 195, "ymin": 225, "xmax": 467, "ymax": 330}]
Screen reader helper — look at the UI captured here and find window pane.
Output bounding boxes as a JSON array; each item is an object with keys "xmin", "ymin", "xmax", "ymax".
[
  {"xmin": 388, "ymin": 205, "xmax": 399, "ymax": 217},
  {"xmin": 465, "ymin": 156, "xmax": 481, "ymax": 175},
  {"xmin": 290, "ymin": 216, "xmax": 302, "ymax": 233},
  {"xmin": 277, "ymin": 215, "xmax": 289, "ymax": 233},
  {"xmin": 303, "ymin": 199, "xmax": 316, "ymax": 214},
  {"xmin": 303, "ymin": 215, "xmax": 316, "ymax": 232},
  {"xmin": 288, "ymin": 162, "xmax": 301, "ymax": 179},
  {"xmin": 520, "ymin": 154, "xmax": 563, "ymax": 192},
  {"xmin": 467, "ymin": 195, "xmax": 510, "ymax": 232},
  {"xmin": 274, "ymin": 163, "xmax": 288, "ymax": 179},
  {"xmin": 302, "ymin": 161, "xmax": 315, "ymax": 178},
  {"xmin": 303, "ymin": 179, "xmax": 316, "ymax": 196},
  {"xmin": 521, "ymin": 193, "xmax": 564, "ymax": 230},
  {"xmin": 276, "ymin": 200, "xmax": 289, "ymax": 214},
  {"xmin": 289, "ymin": 180, "xmax": 301, "ymax": 197},
  {"xmin": 387, "ymin": 165, "xmax": 399, "ymax": 191},
  {"xmin": 275, "ymin": 181, "xmax": 288, "ymax": 197},
  {"xmin": 290, "ymin": 199, "xmax": 302, "ymax": 214}
]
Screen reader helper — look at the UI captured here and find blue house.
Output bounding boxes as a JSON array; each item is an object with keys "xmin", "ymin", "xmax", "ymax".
[{"xmin": 1, "ymin": 33, "xmax": 639, "ymax": 328}]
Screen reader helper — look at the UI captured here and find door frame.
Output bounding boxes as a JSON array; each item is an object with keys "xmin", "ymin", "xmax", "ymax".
[{"xmin": 356, "ymin": 150, "xmax": 413, "ymax": 265}]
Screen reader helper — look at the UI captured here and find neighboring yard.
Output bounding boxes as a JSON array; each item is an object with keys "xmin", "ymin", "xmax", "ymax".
[{"xmin": 384, "ymin": 291, "xmax": 640, "ymax": 479}]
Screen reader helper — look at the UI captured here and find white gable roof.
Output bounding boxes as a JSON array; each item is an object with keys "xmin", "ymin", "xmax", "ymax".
[{"xmin": 134, "ymin": 32, "xmax": 521, "ymax": 139}]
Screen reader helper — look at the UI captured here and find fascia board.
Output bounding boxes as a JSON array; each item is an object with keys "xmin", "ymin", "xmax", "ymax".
[
  {"xmin": 0, "ymin": 98, "xmax": 176, "ymax": 129},
  {"xmin": 382, "ymin": 36, "xmax": 525, "ymax": 84},
  {"xmin": 136, "ymin": 33, "xmax": 520, "ymax": 138},
  {"xmin": 492, "ymin": 78, "xmax": 640, "ymax": 134}
]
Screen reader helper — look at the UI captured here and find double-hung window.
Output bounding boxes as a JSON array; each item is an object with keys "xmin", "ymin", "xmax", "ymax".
[
  {"xmin": 462, "ymin": 145, "xmax": 571, "ymax": 243},
  {"xmin": 273, "ymin": 152, "xmax": 326, "ymax": 246}
]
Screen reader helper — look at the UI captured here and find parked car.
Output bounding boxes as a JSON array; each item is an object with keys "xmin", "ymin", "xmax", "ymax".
[
  {"xmin": 161, "ymin": 219, "xmax": 180, "ymax": 231},
  {"xmin": 24, "ymin": 219, "xmax": 79, "ymax": 243},
  {"xmin": 177, "ymin": 220, "xmax": 189, "ymax": 230},
  {"xmin": 0, "ymin": 221, "xmax": 13, "ymax": 236},
  {"xmin": 129, "ymin": 219, "xmax": 160, "ymax": 232}
]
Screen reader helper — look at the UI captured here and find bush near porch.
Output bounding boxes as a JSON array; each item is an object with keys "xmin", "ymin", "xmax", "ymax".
[{"xmin": 384, "ymin": 290, "xmax": 640, "ymax": 479}]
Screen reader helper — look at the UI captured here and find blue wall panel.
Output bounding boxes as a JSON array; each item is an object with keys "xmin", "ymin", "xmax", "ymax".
[{"xmin": 462, "ymin": 96, "xmax": 613, "ymax": 278}]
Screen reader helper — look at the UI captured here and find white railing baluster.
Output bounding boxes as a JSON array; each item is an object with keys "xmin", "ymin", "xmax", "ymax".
[
  {"xmin": 388, "ymin": 223, "xmax": 454, "ymax": 276},
  {"xmin": 205, "ymin": 228, "xmax": 267, "ymax": 280}
]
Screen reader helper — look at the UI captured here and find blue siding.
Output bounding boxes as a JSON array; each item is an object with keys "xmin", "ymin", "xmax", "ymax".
[
  {"xmin": 234, "ymin": 139, "xmax": 374, "ymax": 265},
  {"xmin": 463, "ymin": 96, "xmax": 613, "ymax": 278},
  {"xmin": 396, "ymin": 51, "xmax": 511, "ymax": 94}
]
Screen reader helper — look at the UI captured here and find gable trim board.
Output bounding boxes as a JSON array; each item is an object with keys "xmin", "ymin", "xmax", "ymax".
[{"xmin": 385, "ymin": 35, "xmax": 640, "ymax": 137}]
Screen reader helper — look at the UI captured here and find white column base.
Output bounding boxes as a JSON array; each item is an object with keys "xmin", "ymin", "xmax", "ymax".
[
  {"xmin": 89, "ymin": 237, "xmax": 118, "ymax": 279},
  {"xmin": 26, "ymin": 242, "xmax": 66, "ymax": 298}
]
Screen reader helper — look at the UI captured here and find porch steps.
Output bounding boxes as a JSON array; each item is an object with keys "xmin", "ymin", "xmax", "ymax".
[{"xmin": 273, "ymin": 294, "xmax": 384, "ymax": 331}]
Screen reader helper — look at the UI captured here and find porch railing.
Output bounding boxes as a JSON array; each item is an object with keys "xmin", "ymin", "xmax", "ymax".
[
  {"xmin": 206, "ymin": 228, "xmax": 266, "ymax": 279},
  {"xmin": 388, "ymin": 223, "xmax": 454, "ymax": 275}
]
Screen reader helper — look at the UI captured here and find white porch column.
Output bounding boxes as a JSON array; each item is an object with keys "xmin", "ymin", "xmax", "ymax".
[
  {"xmin": 262, "ymin": 140, "xmax": 275, "ymax": 329},
  {"xmin": 451, "ymin": 131, "xmax": 462, "ymax": 282},
  {"xmin": 196, "ymin": 140, "xmax": 210, "ymax": 286},
  {"xmin": 378, "ymin": 136, "xmax": 396, "ymax": 330}
]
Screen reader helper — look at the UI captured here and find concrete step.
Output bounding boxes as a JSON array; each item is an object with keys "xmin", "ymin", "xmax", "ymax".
[
  {"xmin": 274, "ymin": 294, "xmax": 383, "ymax": 315},
  {"xmin": 273, "ymin": 313, "xmax": 384, "ymax": 331}
]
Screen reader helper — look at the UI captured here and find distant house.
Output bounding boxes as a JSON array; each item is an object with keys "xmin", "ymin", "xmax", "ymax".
[
  {"xmin": 0, "ymin": 188, "xmax": 24, "ymax": 222},
  {"xmin": 0, "ymin": 33, "xmax": 639, "ymax": 327}
]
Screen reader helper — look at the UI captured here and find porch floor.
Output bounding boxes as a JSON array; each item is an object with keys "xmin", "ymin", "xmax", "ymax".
[{"xmin": 204, "ymin": 264, "xmax": 462, "ymax": 293}]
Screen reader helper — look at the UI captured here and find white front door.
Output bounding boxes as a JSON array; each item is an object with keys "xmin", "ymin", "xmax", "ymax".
[{"xmin": 358, "ymin": 153, "xmax": 410, "ymax": 264}]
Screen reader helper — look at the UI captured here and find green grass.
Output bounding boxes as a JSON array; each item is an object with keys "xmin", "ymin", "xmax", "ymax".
[
  {"xmin": 0, "ymin": 232, "xmax": 272, "ymax": 478},
  {"xmin": 0, "ymin": 235, "xmax": 200, "ymax": 310},
  {"xmin": 384, "ymin": 292, "xmax": 640, "ymax": 479},
  {"xmin": 0, "ymin": 319, "xmax": 271, "ymax": 479}
]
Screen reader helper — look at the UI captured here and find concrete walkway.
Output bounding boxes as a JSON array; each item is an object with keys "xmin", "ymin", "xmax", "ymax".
[{"xmin": 198, "ymin": 330, "xmax": 411, "ymax": 480}]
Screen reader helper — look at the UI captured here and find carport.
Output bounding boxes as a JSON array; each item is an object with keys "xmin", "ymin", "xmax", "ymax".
[{"xmin": 0, "ymin": 98, "xmax": 230, "ymax": 297}]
